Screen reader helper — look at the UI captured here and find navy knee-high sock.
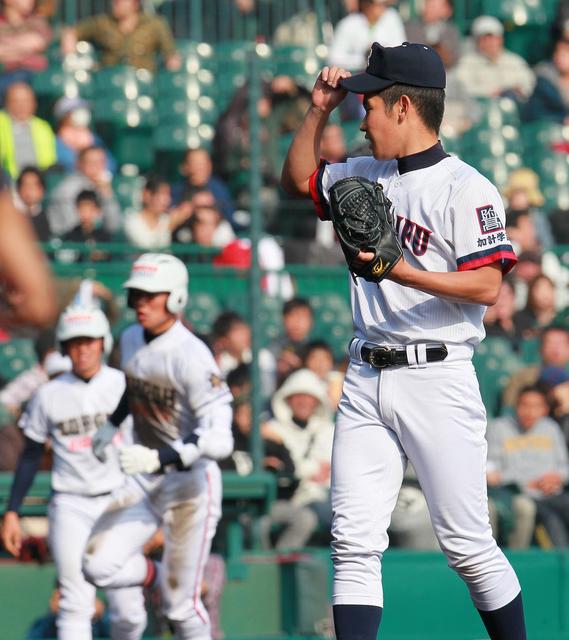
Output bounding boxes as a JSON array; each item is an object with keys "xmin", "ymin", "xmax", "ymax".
[
  {"xmin": 477, "ymin": 592, "xmax": 527, "ymax": 640},
  {"xmin": 333, "ymin": 604, "xmax": 383, "ymax": 640}
]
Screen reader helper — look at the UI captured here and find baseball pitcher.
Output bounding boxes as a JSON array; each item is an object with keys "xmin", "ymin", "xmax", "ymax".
[{"xmin": 282, "ymin": 42, "xmax": 526, "ymax": 640}]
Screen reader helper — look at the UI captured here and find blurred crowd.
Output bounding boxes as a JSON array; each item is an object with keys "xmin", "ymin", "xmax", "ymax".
[{"xmin": 2, "ymin": 0, "xmax": 569, "ymax": 596}]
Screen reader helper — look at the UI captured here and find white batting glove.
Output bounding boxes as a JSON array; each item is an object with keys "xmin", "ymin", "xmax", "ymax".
[
  {"xmin": 92, "ymin": 421, "xmax": 117, "ymax": 463},
  {"xmin": 120, "ymin": 444, "xmax": 161, "ymax": 475}
]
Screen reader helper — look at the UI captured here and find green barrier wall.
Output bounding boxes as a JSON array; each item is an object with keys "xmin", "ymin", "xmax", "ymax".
[{"xmin": 1, "ymin": 550, "xmax": 568, "ymax": 640}]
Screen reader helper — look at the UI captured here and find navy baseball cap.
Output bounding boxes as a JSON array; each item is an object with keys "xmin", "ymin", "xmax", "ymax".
[{"xmin": 340, "ymin": 42, "xmax": 446, "ymax": 94}]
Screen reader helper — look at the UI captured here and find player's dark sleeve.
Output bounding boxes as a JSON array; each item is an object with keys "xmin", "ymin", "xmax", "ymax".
[
  {"xmin": 109, "ymin": 389, "xmax": 130, "ymax": 427},
  {"xmin": 157, "ymin": 433, "xmax": 199, "ymax": 470},
  {"xmin": 6, "ymin": 437, "xmax": 44, "ymax": 513}
]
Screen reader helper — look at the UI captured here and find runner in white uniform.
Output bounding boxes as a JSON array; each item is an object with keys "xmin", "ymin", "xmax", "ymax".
[
  {"xmin": 85, "ymin": 253, "xmax": 233, "ymax": 640},
  {"xmin": 1, "ymin": 305, "xmax": 146, "ymax": 640},
  {"xmin": 281, "ymin": 42, "xmax": 527, "ymax": 640}
]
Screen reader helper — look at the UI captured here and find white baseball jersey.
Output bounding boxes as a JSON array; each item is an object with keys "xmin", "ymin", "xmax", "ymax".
[
  {"xmin": 310, "ymin": 148, "xmax": 517, "ymax": 347},
  {"xmin": 120, "ymin": 320, "xmax": 233, "ymax": 451},
  {"xmin": 19, "ymin": 365, "xmax": 126, "ymax": 495}
]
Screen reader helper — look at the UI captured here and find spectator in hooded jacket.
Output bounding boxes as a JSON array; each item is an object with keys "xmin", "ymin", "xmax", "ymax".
[{"xmin": 260, "ymin": 368, "xmax": 335, "ymax": 548}]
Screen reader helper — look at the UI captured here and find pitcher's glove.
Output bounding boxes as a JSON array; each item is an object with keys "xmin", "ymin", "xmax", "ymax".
[{"xmin": 329, "ymin": 176, "xmax": 403, "ymax": 283}]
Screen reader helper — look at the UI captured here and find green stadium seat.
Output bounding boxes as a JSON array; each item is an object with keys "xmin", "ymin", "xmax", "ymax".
[
  {"xmin": 210, "ymin": 42, "xmax": 272, "ymax": 111},
  {"xmin": 541, "ymin": 184, "xmax": 569, "ymax": 210},
  {"xmin": 176, "ymin": 40, "xmax": 216, "ymax": 71},
  {"xmin": 310, "ymin": 293, "xmax": 352, "ymax": 358},
  {"xmin": 32, "ymin": 65, "xmax": 95, "ymax": 100},
  {"xmin": 473, "ymin": 337, "xmax": 522, "ymax": 417},
  {"xmin": 31, "ymin": 65, "xmax": 95, "ymax": 121},
  {"xmin": 44, "ymin": 170, "xmax": 66, "ymax": 198},
  {"xmin": 92, "ymin": 95, "xmax": 156, "ymax": 171},
  {"xmin": 480, "ymin": 0, "xmax": 548, "ymax": 25},
  {"xmin": 520, "ymin": 337, "xmax": 541, "ymax": 365},
  {"xmin": 533, "ymin": 152, "xmax": 569, "ymax": 209},
  {"xmin": 222, "ymin": 293, "xmax": 249, "ymax": 318},
  {"xmin": 156, "ymin": 96, "xmax": 219, "ymax": 126},
  {"xmin": 468, "ymin": 155, "xmax": 523, "ymax": 189},
  {"xmin": 153, "ymin": 122, "xmax": 215, "ymax": 152},
  {"xmin": 310, "ymin": 293, "xmax": 351, "ymax": 315},
  {"xmin": 463, "ymin": 125, "xmax": 523, "ymax": 158},
  {"xmin": 212, "ymin": 40, "xmax": 252, "ymax": 75},
  {"xmin": 311, "ymin": 318, "xmax": 351, "ymax": 361},
  {"xmin": 113, "ymin": 172, "xmax": 144, "ymax": 214},
  {"xmin": 505, "ymin": 26, "xmax": 552, "ymax": 66},
  {"xmin": 521, "ymin": 122, "xmax": 569, "ymax": 186},
  {"xmin": 92, "ymin": 95, "xmax": 156, "ymax": 128},
  {"xmin": 272, "ymin": 45, "xmax": 325, "ymax": 87},
  {"xmin": 155, "ymin": 68, "xmax": 216, "ymax": 100},
  {"xmin": 0, "ymin": 339, "xmax": 37, "ymax": 381},
  {"xmin": 64, "ymin": 40, "xmax": 98, "ymax": 70},
  {"xmin": 475, "ymin": 97, "xmax": 520, "ymax": 129},
  {"xmin": 114, "ymin": 131, "xmax": 155, "ymax": 171},
  {"xmin": 259, "ymin": 297, "xmax": 284, "ymax": 344},
  {"xmin": 94, "ymin": 66, "xmax": 154, "ymax": 100},
  {"xmin": 341, "ymin": 121, "xmax": 365, "ymax": 153},
  {"xmin": 185, "ymin": 292, "xmax": 222, "ymax": 335},
  {"xmin": 439, "ymin": 130, "xmax": 462, "ymax": 157},
  {"xmin": 535, "ymin": 153, "xmax": 569, "ymax": 186},
  {"xmin": 522, "ymin": 121, "xmax": 567, "ymax": 147}
]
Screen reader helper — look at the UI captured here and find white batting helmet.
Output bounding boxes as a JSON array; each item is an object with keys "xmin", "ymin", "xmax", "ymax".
[
  {"xmin": 123, "ymin": 253, "xmax": 189, "ymax": 314},
  {"xmin": 56, "ymin": 305, "xmax": 113, "ymax": 355}
]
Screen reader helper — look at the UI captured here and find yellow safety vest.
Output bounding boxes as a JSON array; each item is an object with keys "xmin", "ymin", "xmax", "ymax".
[{"xmin": 0, "ymin": 111, "xmax": 56, "ymax": 178}]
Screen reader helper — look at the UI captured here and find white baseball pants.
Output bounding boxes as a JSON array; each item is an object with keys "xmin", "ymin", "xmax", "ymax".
[
  {"xmin": 48, "ymin": 491, "xmax": 146, "ymax": 640},
  {"xmin": 82, "ymin": 460, "xmax": 222, "ymax": 640},
  {"xmin": 331, "ymin": 355, "xmax": 521, "ymax": 611}
]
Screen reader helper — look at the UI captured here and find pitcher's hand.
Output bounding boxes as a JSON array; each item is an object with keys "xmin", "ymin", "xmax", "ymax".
[{"xmin": 311, "ymin": 66, "xmax": 351, "ymax": 115}]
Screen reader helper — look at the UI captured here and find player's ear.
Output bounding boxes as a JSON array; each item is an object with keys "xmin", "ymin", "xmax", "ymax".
[{"xmin": 398, "ymin": 95, "xmax": 411, "ymax": 120}]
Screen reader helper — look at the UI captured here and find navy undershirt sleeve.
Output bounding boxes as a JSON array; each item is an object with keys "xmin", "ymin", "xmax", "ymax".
[
  {"xmin": 158, "ymin": 432, "xmax": 200, "ymax": 470},
  {"xmin": 109, "ymin": 389, "xmax": 130, "ymax": 427},
  {"xmin": 7, "ymin": 437, "xmax": 44, "ymax": 513}
]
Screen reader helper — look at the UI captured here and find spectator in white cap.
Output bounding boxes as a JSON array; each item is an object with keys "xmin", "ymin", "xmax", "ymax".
[
  {"xmin": 54, "ymin": 96, "xmax": 115, "ymax": 174},
  {"xmin": 455, "ymin": 15, "xmax": 535, "ymax": 99}
]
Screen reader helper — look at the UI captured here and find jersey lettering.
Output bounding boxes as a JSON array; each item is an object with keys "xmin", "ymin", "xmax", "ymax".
[
  {"xmin": 68, "ymin": 435, "xmax": 93, "ymax": 451},
  {"xmin": 127, "ymin": 375, "xmax": 176, "ymax": 410},
  {"xmin": 57, "ymin": 412, "xmax": 107, "ymax": 436},
  {"xmin": 477, "ymin": 231, "xmax": 508, "ymax": 248},
  {"xmin": 396, "ymin": 215, "xmax": 433, "ymax": 256}
]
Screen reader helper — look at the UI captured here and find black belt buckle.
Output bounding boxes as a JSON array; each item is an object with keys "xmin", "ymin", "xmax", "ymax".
[{"xmin": 367, "ymin": 345, "xmax": 395, "ymax": 369}]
